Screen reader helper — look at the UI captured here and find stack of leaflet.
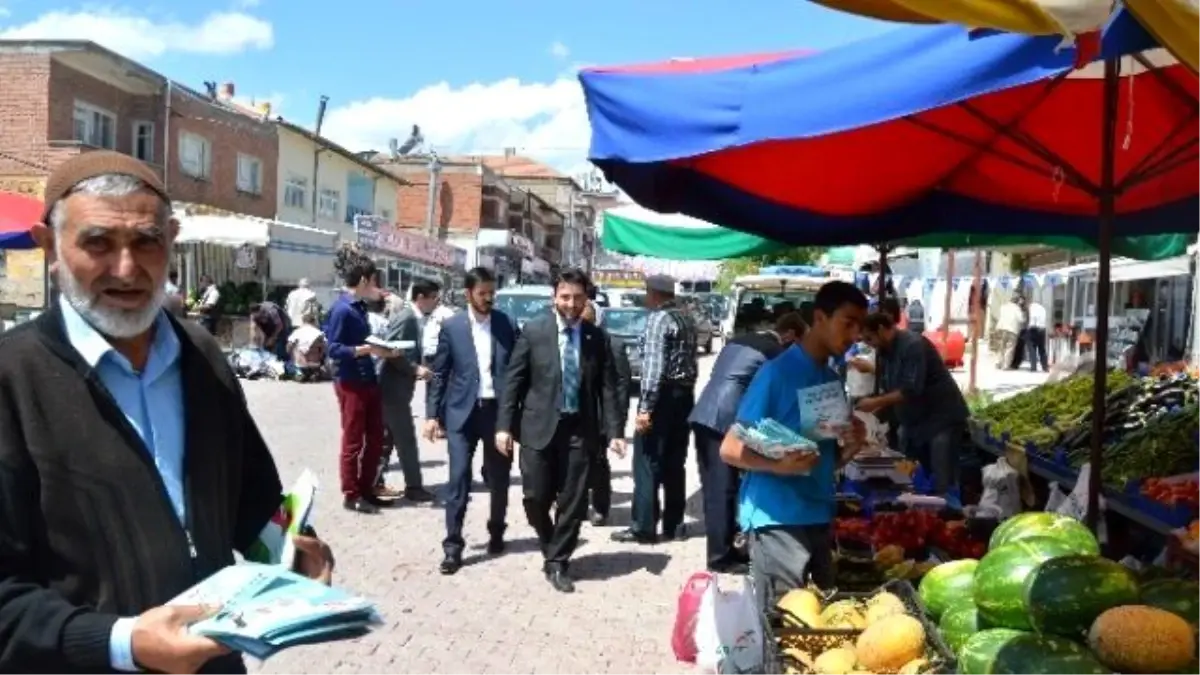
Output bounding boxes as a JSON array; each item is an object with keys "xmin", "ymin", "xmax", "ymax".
[
  {"xmin": 731, "ymin": 418, "xmax": 820, "ymax": 461},
  {"xmin": 171, "ymin": 563, "xmax": 381, "ymax": 660}
]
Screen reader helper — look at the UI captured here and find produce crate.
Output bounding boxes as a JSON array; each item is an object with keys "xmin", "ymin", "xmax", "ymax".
[{"xmin": 761, "ymin": 580, "xmax": 957, "ymax": 675}]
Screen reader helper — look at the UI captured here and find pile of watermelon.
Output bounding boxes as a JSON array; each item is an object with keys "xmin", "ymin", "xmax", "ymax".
[{"xmin": 915, "ymin": 512, "xmax": 1200, "ymax": 674}]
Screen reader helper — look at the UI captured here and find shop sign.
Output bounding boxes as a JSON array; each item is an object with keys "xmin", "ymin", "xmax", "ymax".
[
  {"xmin": 235, "ymin": 244, "xmax": 258, "ymax": 269},
  {"xmin": 354, "ymin": 214, "xmax": 458, "ymax": 269},
  {"xmin": 509, "ymin": 233, "xmax": 535, "ymax": 258}
]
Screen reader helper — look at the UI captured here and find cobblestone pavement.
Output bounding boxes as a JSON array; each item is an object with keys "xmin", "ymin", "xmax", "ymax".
[{"xmin": 245, "ymin": 354, "xmax": 719, "ymax": 674}]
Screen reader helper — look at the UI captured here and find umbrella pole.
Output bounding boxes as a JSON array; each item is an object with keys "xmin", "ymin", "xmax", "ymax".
[
  {"xmin": 942, "ymin": 249, "xmax": 956, "ymax": 347},
  {"xmin": 968, "ymin": 251, "xmax": 983, "ymax": 393},
  {"xmin": 1086, "ymin": 56, "xmax": 1121, "ymax": 531}
]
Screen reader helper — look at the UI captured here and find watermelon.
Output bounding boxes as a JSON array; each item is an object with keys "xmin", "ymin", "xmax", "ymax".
[
  {"xmin": 1023, "ymin": 555, "xmax": 1139, "ymax": 638},
  {"xmin": 1139, "ymin": 578, "xmax": 1200, "ymax": 625},
  {"xmin": 939, "ymin": 601, "xmax": 991, "ymax": 658},
  {"xmin": 988, "ymin": 512, "xmax": 1100, "ymax": 556},
  {"xmin": 919, "ymin": 559, "xmax": 979, "ymax": 621},
  {"xmin": 974, "ymin": 537, "xmax": 1077, "ymax": 630},
  {"xmin": 959, "ymin": 628, "xmax": 1110, "ymax": 674}
]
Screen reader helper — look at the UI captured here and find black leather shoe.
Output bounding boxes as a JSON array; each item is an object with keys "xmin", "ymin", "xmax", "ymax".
[
  {"xmin": 439, "ymin": 554, "xmax": 462, "ymax": 575},
  {"xmin": 545, "ymin": 568, "xmax": 576, "ymax": 593},
  {"xmin": 610, "ymin": 528, "xmax": 657, "ymax": 545},
  {"xmin": 661, "ymin": 524, "xmax": 688, "ymax": 542},
  {"xmin": 404, "ymin": 487, "xmax": 435, "ymax": 503},
  {"xmin": 343, "ymin": 497, "xmax": 380, "ymax": 514},
  {"xmin": 363, "ymin": 494, "xmax": 397, "ymax": 509},
  {"xmin": 487, "ymin": 538, "xmax": 505, "ymax": 555}
]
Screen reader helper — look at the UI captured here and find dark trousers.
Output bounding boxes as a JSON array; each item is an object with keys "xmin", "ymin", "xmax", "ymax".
[
  {"xmin": 380, "ymin": 375, "xmax": 423, "ymax": 489},
  {"xmin": 1025, "ymin": 327, "xmax": 1049, "ymax": 371},
  {"xmin": 334, "ymin": 380, "xmax": 384, "ymax": 501},
  {"xmin": 749, "ymin": 525, "xmax": 833, "ymax": 612},
  {"xmin": 632, "ymin": 384, "xmax": 694, "ymax": 536},
  {"xmin": 693, "ymin": 424, "xmax": 745, "ymax": 569},
  {"xmin": 443, "ymin": 400, "xmax": 511, "ymax": 556},
  {"xmin": 520, "ymin": 415, "xmax": 591, "ymax": 566},
  {"xmin": 590, "ymin": 439, "xmax": 612, "ymax": 517},
  {"xmin": 903, "ymin": 424, "xmax": 964, "ymax": 494}
]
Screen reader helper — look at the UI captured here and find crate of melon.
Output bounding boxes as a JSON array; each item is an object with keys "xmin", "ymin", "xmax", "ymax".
[{"xmin": 764, "ymin": 580, "xmax": 956, "ymax": 674}]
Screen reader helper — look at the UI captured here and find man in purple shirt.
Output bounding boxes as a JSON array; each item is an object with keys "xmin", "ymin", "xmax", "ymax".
[{"xmin": 326, "ymin": 250, "xmax": 397, "ymax": 514}]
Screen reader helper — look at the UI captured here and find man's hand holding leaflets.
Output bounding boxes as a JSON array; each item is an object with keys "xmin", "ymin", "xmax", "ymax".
[{"xmin": 731, "ymin": 418, "xmax": 821, "ymax": 474}]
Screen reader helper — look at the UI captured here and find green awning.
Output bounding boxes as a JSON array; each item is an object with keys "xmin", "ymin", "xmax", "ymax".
[{"xmin": 600, "ymin": 205, "xmax": 1193, "ymax": 262}]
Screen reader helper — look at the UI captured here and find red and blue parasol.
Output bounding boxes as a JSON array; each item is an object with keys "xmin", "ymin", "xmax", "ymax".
[{"xmin": 0, "ymin": 191, "xmax": 41, "ymax": 250}]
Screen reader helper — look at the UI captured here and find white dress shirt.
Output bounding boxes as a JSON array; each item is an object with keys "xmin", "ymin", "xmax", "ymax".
[
  {"xmin": 1027, "ymin": 302, "xmax": 1047, "ymax": 330},
  {"xmin": 470, "ymin": 310, "xmax": 495, "ymax": 400}
]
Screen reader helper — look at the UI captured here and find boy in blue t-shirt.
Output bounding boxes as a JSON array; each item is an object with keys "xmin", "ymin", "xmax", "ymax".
[{"xmin": 719, "ymin": 281, "xmax": 869, "ymax": 610}]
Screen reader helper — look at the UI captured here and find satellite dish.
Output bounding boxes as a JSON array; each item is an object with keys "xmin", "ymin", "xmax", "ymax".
[{"xmin": 397, "ymin": 124, "xmax": 424, "ymax": 155}]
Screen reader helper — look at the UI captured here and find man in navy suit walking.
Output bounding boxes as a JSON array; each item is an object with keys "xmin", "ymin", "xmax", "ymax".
[{"xmin": 424, "ymin": 267, "xmax": 517, "ymax": 575}]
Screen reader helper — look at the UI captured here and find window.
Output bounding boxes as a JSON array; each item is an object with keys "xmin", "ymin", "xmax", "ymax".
[
  {"xmin": 284, "ymin": 175, "xmax": 308, "ymax": 209},
  {"xmin": 318, "ymin": 188, "xmax": 341, "ymax": 219},
  {"xmin": 131, "ymin": 121, "xmax": 154, "ymax": 162},
  {"xmin": 73, "ymin": 101, "xmax": 116, "ymax": 149},
  {"xmin": 236, "ymin": 153, "xmax": 262, "ymax": 194},
  {"xmin": 179, "ymin": 132, "xmax": 211, "ymax": 179}
]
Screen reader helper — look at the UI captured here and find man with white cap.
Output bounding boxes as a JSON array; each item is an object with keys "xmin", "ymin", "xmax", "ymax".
[{"xmin": 612, "ymin": 274, "xmax": 699, "ymax": 544}]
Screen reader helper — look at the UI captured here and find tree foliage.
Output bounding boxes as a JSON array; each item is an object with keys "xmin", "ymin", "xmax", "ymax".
[{"xmin": 716, "ymin": 247, "xmax": 827, "ymax": 290}]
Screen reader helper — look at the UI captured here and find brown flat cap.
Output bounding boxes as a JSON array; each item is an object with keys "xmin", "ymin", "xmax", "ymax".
[{"xmin": 41, "ymin": 151, "xmax": 169, "ymax": 224}]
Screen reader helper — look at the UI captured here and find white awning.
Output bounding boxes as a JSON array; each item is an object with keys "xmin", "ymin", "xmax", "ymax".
[
  {"xmin": 175, "ymin": 214, "xmax": 270, "ymax": 247},
  {"xmin": 1057, "ymin": 255, "xmax": 1193, "ymax": 283}
]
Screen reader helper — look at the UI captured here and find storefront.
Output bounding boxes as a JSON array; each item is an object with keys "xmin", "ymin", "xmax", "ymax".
[{"xmin": 353, "ymin": 214, "xmax": 466, "ymax": 294}]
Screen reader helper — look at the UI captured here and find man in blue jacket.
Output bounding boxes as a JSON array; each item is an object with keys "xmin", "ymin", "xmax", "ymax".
[{"xmin": 326, "ymin": 249, "xmax": 397, "ymax": 515}]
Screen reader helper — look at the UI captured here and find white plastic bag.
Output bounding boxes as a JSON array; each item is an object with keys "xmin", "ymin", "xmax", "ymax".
[
  {"xmin": 693, "ymin": 575, "xmax": 763, "ymax": 674},
  {"xmin": 1052, "ymin": 462, "xmax": 1108, "ymax": 543},
  {"xmin": 979, "ymin": 458, "xmax": 1022, "ymax": 519}
]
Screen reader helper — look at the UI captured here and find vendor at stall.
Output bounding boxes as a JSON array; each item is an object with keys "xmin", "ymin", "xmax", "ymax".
[{"xmin": 857, "ymin": 312, "xmax": 969, "ymax": 493}]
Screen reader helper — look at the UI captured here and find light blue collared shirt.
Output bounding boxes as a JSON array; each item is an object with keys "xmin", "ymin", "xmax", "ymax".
[{"xmin": 60, "ymin": 302, "xmax": 186, "ymax": 673}]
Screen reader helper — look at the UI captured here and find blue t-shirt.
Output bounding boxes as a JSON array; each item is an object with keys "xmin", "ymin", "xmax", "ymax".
[{"xmin": 735, "ymin": 344, "xmax": 843, "ymax": 531}]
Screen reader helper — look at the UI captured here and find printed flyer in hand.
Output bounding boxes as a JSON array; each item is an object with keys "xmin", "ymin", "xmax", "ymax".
[
  {"xmin": 244, "ymin": 469, "xmax": 318, "ymax": 569},
  {"xmin": 171, "ymin": 563, "xmax": 381, "ymax": 660}
]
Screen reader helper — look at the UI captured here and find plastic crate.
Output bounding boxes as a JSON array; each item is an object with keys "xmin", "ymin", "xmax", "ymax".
[{"xmin": 761, "ymin": 580, "xmax": 957, "ymax": 674}]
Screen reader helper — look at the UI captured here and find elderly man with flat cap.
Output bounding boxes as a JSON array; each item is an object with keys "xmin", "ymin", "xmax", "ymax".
[
  {"xmin": 612, "ymin": 274, "xmax": 699, "ymax": 544},
  {"xmin": 0, "ymin": 152, "xmax": 334, "ymax": 674}
]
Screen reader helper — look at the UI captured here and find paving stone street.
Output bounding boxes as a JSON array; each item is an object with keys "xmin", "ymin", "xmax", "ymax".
[{"xmin": 245, "ymin": 356, "xmax": 719, "ymax": 674}]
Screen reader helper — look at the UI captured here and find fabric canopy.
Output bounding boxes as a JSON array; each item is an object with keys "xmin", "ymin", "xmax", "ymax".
[
  {"xmin": 602, "ymin": 204, "xmax": 790, "ymax": 259},
  {"xmin": 602, "ymin": 203, "xmax": 1193, "ymax": 261},
  {"xmin": 811, "ymin": 0, "xmax": 1199, "ymax": 73},
  {"xmin": 0, "ymin": 192, "xmax": 42, "ymax": 250},
  {"xmin": 174, "ymin": 213, "xmax": 271, "ymax": 247},
  {"xmin": 580, "ymin": 12, "xmax": 1198, "ymax": 246}
]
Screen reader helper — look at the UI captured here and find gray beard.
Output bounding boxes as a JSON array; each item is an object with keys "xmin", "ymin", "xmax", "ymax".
[{"xmin": 56, "ymin": 258, "xmax": 166, "ymax": 339}]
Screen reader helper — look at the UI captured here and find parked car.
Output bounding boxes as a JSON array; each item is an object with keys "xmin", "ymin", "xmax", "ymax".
[
  {"xmin": 494, "ymin": 285, "xmax": 554, "ymax": 329},
  {"xmin": 601, "ymin": 307, "xmax": 649, "ymax": 383}
]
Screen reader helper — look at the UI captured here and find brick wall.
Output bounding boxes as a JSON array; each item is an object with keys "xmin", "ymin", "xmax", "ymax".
[
  {"xmin": 383, "ymin": 163, "xmax": 484, "ymax": 234},
  {"xmin": 47, "ymin": 59, "xmax": 163, "ymax": 170},
  {"xmin": 0, "ymin": 52, "xmax": 52, "ymax": 174},
  {"xmin": 167, "ymin": 87, "xmax": 278, "ymax": 218}
]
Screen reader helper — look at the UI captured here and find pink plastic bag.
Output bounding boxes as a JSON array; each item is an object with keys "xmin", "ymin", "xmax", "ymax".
[{"xmin": 671, "ymin": 571, "xmax": 714, "ymax": 663}]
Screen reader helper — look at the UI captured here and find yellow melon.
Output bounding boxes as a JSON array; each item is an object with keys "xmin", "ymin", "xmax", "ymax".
[
  {"xmin": 1088, "ymin": 605, "xmax": 1196, "ymax": 674},
  {"xmin": 779, "ymin": 588, "xmax": 824, "ymax": 628},
  {"xmin": 855, "ymin": 614, "xmax": 926, "ymax": 674},
  {"xmin": 813, "ymin": 647, "xmax": 858, "ymax": 675},
  {"xmin": 821, "ymin": 600, "xmax": 868, "ymax": 629}
]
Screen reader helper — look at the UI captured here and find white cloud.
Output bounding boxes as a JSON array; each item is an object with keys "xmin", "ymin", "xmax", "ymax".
[
  {"xmin": 0, "ymin": 8, "xmax": 273, "ymax": 60},
  {"xmin": 548, "ymin": 40, "xmax": 569, "ymax": 60},
  {"xmin": 322, "ymin": 73, "xmax": 596, "ymax": 178}
]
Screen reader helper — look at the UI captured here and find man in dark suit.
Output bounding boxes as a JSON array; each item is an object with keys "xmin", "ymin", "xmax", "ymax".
[
  {"xmin": 497, "ymin": 269, "xmax": 624, "ymax": 593},
  {"xmin": 581, "ymin": 300, "xmax": 631, "ymax": 526},
  {"xmin": 688, "ymin": 312, "xmax": 806, "ymax": 573},
  {"xmin": 424, "ymin": 267, "xmax": 516, "ymax": 575},
  {"xmin": 378, "ymin": 278, "xmax": 440, "ymax": 503}
]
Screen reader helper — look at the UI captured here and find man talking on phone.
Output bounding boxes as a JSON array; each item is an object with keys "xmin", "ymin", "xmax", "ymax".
[{"xmin": 719, "ymin": 281, "xmax": 868, "ymax": 610}]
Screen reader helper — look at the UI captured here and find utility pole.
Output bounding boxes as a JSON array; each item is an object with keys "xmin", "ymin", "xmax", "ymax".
[
  {"xmin": 425, "ymin": 153, "xmax": 442, "ymax": 239},
  {"xmin": 567, "ymin": 187, "xmax": 576, "ymax": 267}
]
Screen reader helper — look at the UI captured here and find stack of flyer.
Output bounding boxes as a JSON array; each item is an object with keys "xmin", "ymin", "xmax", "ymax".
[
  {"xmin": 172, "ymin": 470, "xmax": 381, "ymax": 659},
  {"xmin": 731, "ymin": 418, "xmax": 819, "ymax": 461},
  {"xmin": 171, "ymin": 563, "xmax": 381, "ymax": 660}
]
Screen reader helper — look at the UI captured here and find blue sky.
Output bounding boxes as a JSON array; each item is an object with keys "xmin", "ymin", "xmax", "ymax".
[{"xmin": 0, "ymin": 0, "xmax": 894, "ymax": 173}]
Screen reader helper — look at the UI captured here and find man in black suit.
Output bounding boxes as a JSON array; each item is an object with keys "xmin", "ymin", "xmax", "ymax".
[
  {"xmin": 581, "ymin": 300, "xmax": 631, "ymax": 526},
  {"xmin": 497, "ymin": 269, "xmax": 624, "ymax": 593},
  {"xmin": 378, "ymin": 278, "xmax": 440, "ymax": 503},
  {"xmin": 688, "ymin": 312, "xmax": 807, "ymax": 573},
  {"xmin": 424, "ymin": 267, "xmax": 517, "ymax": 575}
]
